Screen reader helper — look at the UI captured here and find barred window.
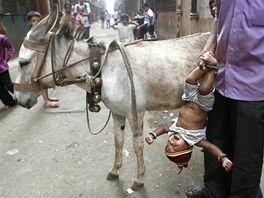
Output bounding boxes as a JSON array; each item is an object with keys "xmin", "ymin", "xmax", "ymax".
[
  {"xmin": 156, "ymin": 0, "xmax": 176, "ymax": 11},
  {"xmin": 0, "ymin": 0, "xmax": 37, "ymax": 15}
]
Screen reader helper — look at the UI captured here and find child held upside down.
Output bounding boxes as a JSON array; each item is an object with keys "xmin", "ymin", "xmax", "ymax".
[{"xmin": 145, "ymin": 51, "xmax": 233, "ymax": 173}]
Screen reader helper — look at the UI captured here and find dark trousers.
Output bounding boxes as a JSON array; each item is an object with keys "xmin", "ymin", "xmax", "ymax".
[
  {"xmin": 0, "ymin": 70, "xmax": 15, "ymax": 105},
  {"xmin": 139, "ymin": 24, "xmax": 155, "ymax": 39},
  {"xmin": 204, "ymin": 91, "xmax": 264, "ymax": 198},
  {"xmin": 84, "ymin": 27, "xmax": 90, "ymax": 39},
  {"xmin": 0, "ymin": 70, "xmax": 14, "ymax": 93}
]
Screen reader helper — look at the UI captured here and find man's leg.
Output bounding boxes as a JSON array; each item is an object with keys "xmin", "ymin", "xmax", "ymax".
[
  {"xmin": 229, "ymin": 100, "xmax": 264, "ymax": 198},
  {"xmin": 137, "ymin": 24, "xmax": 147, "ymax": 39},
  {"xmin": 148, "ymin": 25, "xmax": 154, "ymax": 35},
  {"xmin": 204, "ymin": 91, "xmax": 232, "ymax": 197}
]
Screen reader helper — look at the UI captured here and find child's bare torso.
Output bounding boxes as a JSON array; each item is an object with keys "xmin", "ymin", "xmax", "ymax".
[{"xmin": 177, "ymin": 101, "xmax": 207, "ymax": 130}]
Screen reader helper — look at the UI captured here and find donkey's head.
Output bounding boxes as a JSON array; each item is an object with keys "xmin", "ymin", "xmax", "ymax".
[
  {"xmin": 14, "ymin": 6, "xmax": 59, "ymax": 109},
  {"xmin": 15, "ymin": 6, "xmax": 106, "ymax": 109}
]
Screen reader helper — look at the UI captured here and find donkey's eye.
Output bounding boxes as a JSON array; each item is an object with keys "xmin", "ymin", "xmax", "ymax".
[{"xmin": 19, "ymin": 61, "xmax": 30, "ymax": 68}]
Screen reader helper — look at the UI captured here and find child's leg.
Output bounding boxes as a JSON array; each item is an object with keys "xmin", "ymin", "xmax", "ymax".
[
  {"xmin": 185, "ymin": 67, "xmax": 205, "ymax": 85},
  {"xmin": 0, "ymin": 82, "xmax": 14, "ymax": 105},
  {"xmin": 0, "ymin": 70, "xmax": 14, "ymax": 93}
]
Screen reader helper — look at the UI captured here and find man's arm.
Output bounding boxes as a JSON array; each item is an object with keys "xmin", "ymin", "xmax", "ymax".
[
  {"xmin": 148, "ymin": 10, "xmax": 154, "ymax": 26},
  {"xmin": 85, "ymin": 3, "xmax": 91, "ymax": 14},
  {"xmin": 203, "ymin": 18, "xmax": 218, "ymax": 53},
  {"xmin": 74, "ymin": 4, "xmax": 78, "ymax": 13},
  {"xmin": 149, "ymin": 16, "xmax": 153, "ymax": 26}
]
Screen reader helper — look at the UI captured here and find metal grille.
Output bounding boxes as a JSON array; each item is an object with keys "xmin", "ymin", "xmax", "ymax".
[
  {"xmin": 148, "ymin": 0, "xmax": 176, "ymax": 11},
  {"xmin": 0, "ymin": 0, "xmax": 37, "ymax": 15}
]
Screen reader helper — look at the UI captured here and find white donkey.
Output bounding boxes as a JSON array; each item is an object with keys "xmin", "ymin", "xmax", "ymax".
[{"xmin": 14, "ymin": 8, "xmax": 209, "ymax": 190}]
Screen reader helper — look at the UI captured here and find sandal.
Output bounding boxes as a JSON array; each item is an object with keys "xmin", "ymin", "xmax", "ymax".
[
  {"xmin": 185, "ymin": 185, "xmax": 210, "ymax": 198},
  {"xmin": 45, "ymin": 101, "xmax": 59, "ymax": 108}
]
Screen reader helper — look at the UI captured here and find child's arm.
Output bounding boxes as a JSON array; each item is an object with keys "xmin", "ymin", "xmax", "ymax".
[
  {"xmin": 4, "ymin": 36, "xmax": 14, "ymax": 62},
  {"xmin": 110, "ymin": 20, "xmax": 120, "ymax": 29},
  {"xmin": 129, "ymin": 19, "xmax": 139, "ymax": 26},
  {"xmin": 196, "ymin": 140, "xmax": 233, "ymax": 172},
  {"xmin": 145, "ymin": 125, "xmax": 170, "ymax": 145}
]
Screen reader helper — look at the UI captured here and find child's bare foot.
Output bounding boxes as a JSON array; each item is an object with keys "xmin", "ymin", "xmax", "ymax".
[
  {"xmin": 49, "ymin": 97, "xmax": 59, "ymax": 102},
  {"xmin": 44, "ymin": 101, "xmax": 59, "ymax": 108}
]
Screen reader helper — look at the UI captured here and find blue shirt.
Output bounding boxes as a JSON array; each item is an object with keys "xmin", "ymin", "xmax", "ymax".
[{"xmin": 215, "ymin": 0, "xmax": 264, "ymax": 101}]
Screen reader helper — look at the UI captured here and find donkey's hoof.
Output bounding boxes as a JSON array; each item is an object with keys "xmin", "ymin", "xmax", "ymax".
[
  {"xmin": 132, "ymin": 181, "xmax": 144, "ymax": 191},
  {"xmin": 106, "ymin": 172, "xmax": 119, "ymax": 180}
]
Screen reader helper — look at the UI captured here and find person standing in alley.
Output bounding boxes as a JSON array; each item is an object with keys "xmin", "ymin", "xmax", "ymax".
[
  {"xmin": 74, "ymin": 0, "xmax": 91, "ymax": 38},
  {"xmin": 100, "ymin": 9, "xmax": 105, "ymax": 29},
  {"xmin": 0, "ymin": 21, "xmax": 17, "ymax": 108},
  {"xmin": 111, "ymin": 13, "xmax": 139, "ymax": 43},
  {"xmin": 105, "ymin": 10, "xmax": 111, "ymax": 29},
  {"xmin": 136, "ymin": 3, "xmax": 155, "ymax": 39},
  {"xmin": 113, "ymin": 10, "xmax": 120, "ymax": 22}
]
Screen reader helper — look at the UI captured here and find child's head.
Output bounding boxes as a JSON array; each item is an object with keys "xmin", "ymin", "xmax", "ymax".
[
  {"xmin": 0, "ymin": 21, "xmax": 6, "ymax": 34},
  {"xmin": 120, "ymin": 13, "xmax": 129, "ymax": 25},
  {"xmin": 165, "ymin": 133, "xmax": 193, "ymax": 171},
  {"xmin": 79, "ymin": 0, "xmax": 84, "ymax": 5},
  {"xmin": 209, "ymin": 0, "xmax": 217, "ymax": 18},
  {"xmin": 64, "ymin": 3, "xmax": 72, "ymax": 15},
  {"xmin": 27, "ymin": 11, "xmax": 41, "ymax": 27},
  {"xmin": 78, "ymin": 6, "xmax": 84, "ymax": 15},
  {"xmin": 143, "ymin": 3, "xmax": 150, "ymax": 12}
]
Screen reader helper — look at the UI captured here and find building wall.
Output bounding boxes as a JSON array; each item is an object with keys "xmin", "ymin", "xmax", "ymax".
[
  {"xmin": 2, "ymin": 16, "xmax": 29, "ymax": 56},
  {"xmin": 121, "ymin": 0, "xmax": 214, "ymax": 40},
  {"xmin": 156, "ymin": 11, "xmax": 177, "ymax": 39},
  {"xmin": 0, "ymin": 0, "xmax": 104, "ymax": 57},
  {"xmin": 0, "ymin": 0, "xmax": 50, "ymax": 56},
  {"xmin": 156, "ymin": 0, "xmax": 214, "ymax": 39}
]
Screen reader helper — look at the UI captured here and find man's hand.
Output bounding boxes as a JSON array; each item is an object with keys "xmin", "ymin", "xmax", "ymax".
[{"xmin": 200, "ymin": 51, "xmax": 217, "ymax": 66}]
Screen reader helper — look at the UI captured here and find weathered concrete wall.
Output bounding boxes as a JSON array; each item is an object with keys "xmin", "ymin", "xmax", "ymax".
[
  {"xmin": 156, "ymin": 0, "xmax": 214, "ymax": 39},
  {"xmin": 156, "ymin": 11, "xmax": 177, "ymax": 40}
]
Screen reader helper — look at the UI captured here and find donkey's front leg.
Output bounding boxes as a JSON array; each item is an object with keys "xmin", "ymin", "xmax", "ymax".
[
  {"xmin": 129, "ymin": 113, "xmax": 145, "ymax": 191},
  {"xmin": 107, "ymin": 113, "xmax": 126, "ymax": 180}
]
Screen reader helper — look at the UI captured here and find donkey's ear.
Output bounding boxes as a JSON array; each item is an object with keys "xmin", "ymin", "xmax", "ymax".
[
  {"xmin": 56, "ymin": 16, "xmax": 76, "ymax": 39},
  {"xmin": 29, "ymin": 4, "xmax": 59, "ymax": 41},
  {"xmin": 98, "ymin": 42, "xmax": 106, "ymax": 55}
]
